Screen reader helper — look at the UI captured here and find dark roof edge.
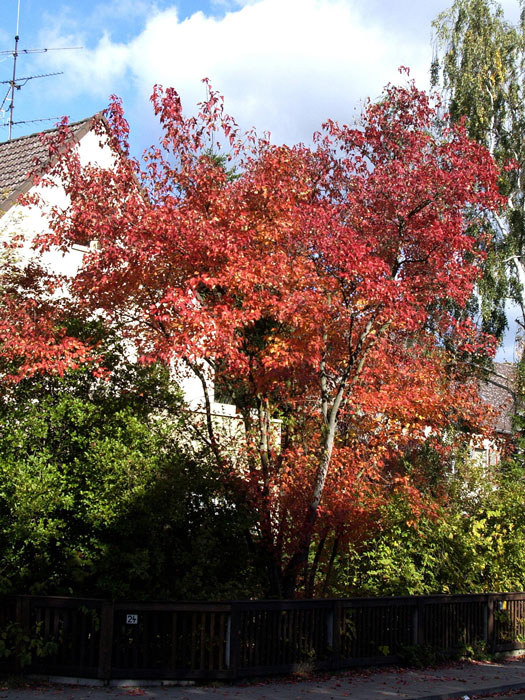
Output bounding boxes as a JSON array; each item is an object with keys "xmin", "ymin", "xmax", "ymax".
[{"xmin": 0, "ymin": 113, "xmax": 103, "ymax": 147}]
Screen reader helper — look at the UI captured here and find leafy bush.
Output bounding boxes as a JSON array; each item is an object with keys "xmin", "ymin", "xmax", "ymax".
[
  {"xmin": 0, "ymin": 622, "xmax": 57, "ymax": 672},
  {"xmin": 0, "ymin": 324, "xmax": 263, "ymax": 600},
  {"xmin": 328, "ymin": 451, "xmax": 525, "ymax": 597}
]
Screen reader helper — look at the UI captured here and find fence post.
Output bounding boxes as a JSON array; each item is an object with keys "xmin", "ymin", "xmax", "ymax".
[
  {"xmin": 97, "ymin": 601, "xmax": 114, "ymax": 683},
  {"xmin": 228, "ymin": 603, "xmax": 241, "ymax": 680},
  {"xmin": 487, "ymin": 595, "xmax": 496, "ymax": 654}
]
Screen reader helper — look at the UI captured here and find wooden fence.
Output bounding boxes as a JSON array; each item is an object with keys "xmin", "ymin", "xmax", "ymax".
[{"xmin": 1, "ymin": 593, "xmax": 524, "ymax": 681}]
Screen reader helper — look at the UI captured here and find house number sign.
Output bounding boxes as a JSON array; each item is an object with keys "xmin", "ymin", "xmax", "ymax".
[{"xmin": 126, "ymin": 614, "xmax": 138, "ymax": 625}]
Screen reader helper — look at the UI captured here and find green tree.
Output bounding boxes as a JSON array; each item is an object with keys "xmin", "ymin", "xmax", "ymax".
[{"xmin": 328, "ymin": 450, "xmax": 525, "ymax": 597}]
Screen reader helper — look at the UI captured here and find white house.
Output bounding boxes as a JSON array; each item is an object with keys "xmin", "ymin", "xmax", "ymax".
[
  {"xmin": 472, "ymin": 362, "xmax": 517, "ymax": 467},
  {"xmin": 0, "ymin": 116, "xmax": 114, "ymax": 276}
]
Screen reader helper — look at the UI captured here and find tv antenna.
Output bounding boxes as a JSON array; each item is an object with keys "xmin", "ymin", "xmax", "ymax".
[{"xmin": 0, "ymin": 0, "xmax": 82, "ymax": 140}]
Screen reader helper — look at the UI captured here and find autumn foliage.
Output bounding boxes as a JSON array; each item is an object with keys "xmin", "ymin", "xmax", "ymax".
[
  {"xmin": 17, "ymin": 79, "xmax": 503, "ymax": 596},
  {"xmin": 0, "ymin": 250, "xmax": 92, "ymax": 382}
]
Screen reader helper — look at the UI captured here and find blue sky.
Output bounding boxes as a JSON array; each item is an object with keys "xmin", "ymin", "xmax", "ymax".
[
  {"xmin": 4, "ymin": 0, "xmax": 520, "ymax": 154},
  {"xmin": 0, "ymin": 0, "xmax": 522, "ymax": 358},
  {"xmin": 0, "ymin": 0, "xmax": 520, "ymax": 152}
]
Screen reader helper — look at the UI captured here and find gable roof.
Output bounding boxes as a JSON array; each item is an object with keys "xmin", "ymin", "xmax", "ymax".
[
  {"xmin": 479, "ymin": 362, "xmax": 517, "ymax": 435},
  {"xmin": 0, "ymin": 116, "xmax": 98, "ymax": 212}
]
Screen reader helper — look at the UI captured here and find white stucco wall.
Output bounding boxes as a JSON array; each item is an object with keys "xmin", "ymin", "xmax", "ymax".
[{"xmin": 0, "ymin": 129, "xmax": 117, "ymax": 277}]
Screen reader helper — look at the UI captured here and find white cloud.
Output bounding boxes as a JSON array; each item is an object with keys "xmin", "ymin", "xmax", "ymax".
[
  {"xmin": 130, "ymin": 0, "xmax": 432, "ymax": 143},
  {"xmin": 39, "ymin": 0, "xmax": 435, "ymax": 146},
  {"xmin": 41, "ymin": 31, "xmax": 130, "ymax": 99}
]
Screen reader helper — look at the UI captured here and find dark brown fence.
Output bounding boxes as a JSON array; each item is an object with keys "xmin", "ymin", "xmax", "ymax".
[{"xmin": 1, "ymin": 593, "xmax": 524, "ymax": 681}]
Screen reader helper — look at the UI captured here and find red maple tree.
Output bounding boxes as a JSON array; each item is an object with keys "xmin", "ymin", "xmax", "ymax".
[
  {"xmin": 29, "ymin": 80, "xmax": 502, "ymax": 596},
  {"xmin": 0, "ymin": 240, "xmax": 93, "ymax": 383}
]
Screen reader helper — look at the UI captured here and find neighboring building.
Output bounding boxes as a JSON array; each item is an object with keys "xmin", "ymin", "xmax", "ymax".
[
  {"xmin": 472, "ymin": 362, "xmax": 518, "ymax": 467},
  {"xmin": 480, "ymin": 363, "xmax": 517, "ymax": 435},
  {"xmin": 0, "ymin": 117, "xmax": 105, "ymax": 213},
  {"xmin": 0, "ymin": 116, "xmax": 113, "ymax": 277}
]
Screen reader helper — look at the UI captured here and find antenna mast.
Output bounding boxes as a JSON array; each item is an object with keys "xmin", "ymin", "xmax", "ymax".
[
  {"xmin": 1, "ymin": 0, "xmax": 82, "ymax": 140},
  {"xmin": 8, "ymin": 37, "xmax": 19, "ymax": 141},
  {"xmin": 8, "ymin": 0, "xmax": 21, "ymax": 140}
]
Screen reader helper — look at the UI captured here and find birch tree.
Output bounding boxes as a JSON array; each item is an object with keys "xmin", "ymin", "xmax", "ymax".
[{"xmin": 433, "ymin": 0, "xmax": 525, "ymax": 341}]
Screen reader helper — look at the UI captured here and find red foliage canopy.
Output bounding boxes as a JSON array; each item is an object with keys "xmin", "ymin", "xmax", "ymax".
[
  {"xmin": 24, "ymin": 79, "xmax": 502, "ymax": 595},
  {"xmin": 0, "ymin": 243, "xmax": 92, "ymax": 382}
]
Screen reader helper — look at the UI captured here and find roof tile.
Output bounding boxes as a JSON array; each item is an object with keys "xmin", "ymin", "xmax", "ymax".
[
  {"xmin": 480, "ymin": 362, "xmax": 517, "ymax": 434},
  {"xmin": 0, "ymin": 117, "xmax": 94, "ymax": 204}
]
